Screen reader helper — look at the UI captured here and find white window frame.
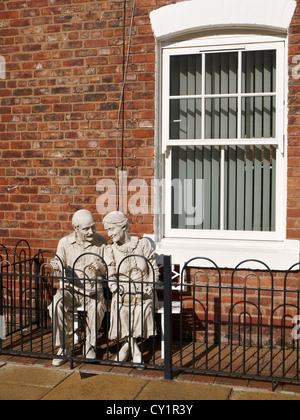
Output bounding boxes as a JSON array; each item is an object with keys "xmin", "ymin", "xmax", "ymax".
[{"xmin": 161, "ymin": 35, "xmax": 287, "ymax": 241}]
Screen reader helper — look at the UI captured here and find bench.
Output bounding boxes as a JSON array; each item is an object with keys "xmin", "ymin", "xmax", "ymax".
[
  {"xmin": 156, "ymin": 300, "xmax": 181, "ymax": 359},
  {"xmin": 74, "ymin": 299, "xmax": 182, "ymax": 360}
]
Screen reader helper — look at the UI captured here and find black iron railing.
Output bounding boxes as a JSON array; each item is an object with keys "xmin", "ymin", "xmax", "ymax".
[{"xmin": 1, "ymin": 241, "xmax": 300, "ymax": 389}]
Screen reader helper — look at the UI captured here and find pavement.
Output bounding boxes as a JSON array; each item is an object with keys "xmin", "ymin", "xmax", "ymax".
[{"xmin": 1, "ymin": 355, "xmax": 300, "ymax": 401}]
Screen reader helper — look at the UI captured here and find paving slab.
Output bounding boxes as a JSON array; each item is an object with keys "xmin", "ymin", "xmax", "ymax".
[
  {"xmin": 0, "ymin": 364, "xmax": 72, "ymax": 400},
  {"xmin": 135, "ymin": 379, "xmax": 232, "ymax": 400},
  {"xmin": 1, "ymin": 361, "xmax": 299, "ymax": 401},
  {"xmin": 42, "ymin": 372, "xmax": 150, "ymax": 400},
  {"xmin": 230, "ymin": 390, "xmax": 300, "ymax": 400},
  {"xmin": 0, "ymin": 364, "xmax": 71, "ymax": 387},
  {"xmin": 0, "ymin": 383, "xmax": 55, "ymax": 400}
]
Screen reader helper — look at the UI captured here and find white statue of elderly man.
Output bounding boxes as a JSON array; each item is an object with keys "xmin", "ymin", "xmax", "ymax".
[
  {"xmin": 103, "ymin": 211, "xmax": 159, "ymax": 368},
  {"xmin": 49, "ymin": 209, "xmax": 111, "ymax": 366}
]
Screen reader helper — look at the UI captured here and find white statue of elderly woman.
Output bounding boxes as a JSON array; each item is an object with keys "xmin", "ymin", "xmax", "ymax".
[{"xmin": 103, "ymin": 211, "xmax": 159, "ymax": 367}]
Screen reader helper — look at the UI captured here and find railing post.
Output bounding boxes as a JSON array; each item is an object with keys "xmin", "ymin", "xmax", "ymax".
[
  {"xmin": 33, "ymin": 257, "xmax": 40, "ymax": 327},
  {"xmin": 163, "ymin": 255, "xmax": 172, "ymax": 380},
  {"xmin": 19, "ymin": 261, "xmax": 23, "ymax": 334},
  {"xmin": 0, "ymin": 271, "xmax": 2, "ymax": 352}
]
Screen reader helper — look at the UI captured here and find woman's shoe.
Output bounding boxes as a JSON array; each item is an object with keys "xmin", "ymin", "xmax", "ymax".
[
  {"xmin": 84, "ymin": 344, "xmax": 97, "ymax": 360},
  {"xmin": 114, "ymin": 342, "xmax": 130, "ymax": 363},
  {"xmin": 132, "ymin": 349, "xmax": 145, "ymax": 370}
]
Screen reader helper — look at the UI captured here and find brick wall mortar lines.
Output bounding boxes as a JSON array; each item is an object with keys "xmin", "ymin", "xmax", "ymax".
[
  {"xmin": 0, "ymin": 0, "xmax": 299, "ymax": 255},
  {"xmin": 288, "ymin": 0, "xmax": 300, "ymax": 239},
  {"xmin": 0, "ymin": 0, "xmax": 171, "ymax": 251}
]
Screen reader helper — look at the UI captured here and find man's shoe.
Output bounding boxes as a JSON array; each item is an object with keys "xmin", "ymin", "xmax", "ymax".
[{"xmin": 52, "ymin": 347, "xmax": 71, "ymax": 367}]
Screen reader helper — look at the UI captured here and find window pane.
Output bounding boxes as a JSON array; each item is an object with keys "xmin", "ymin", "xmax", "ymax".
[
  {"xmin": 171, "ymin": 144, "xmax": 276, "ymax": 232},
  {"xmin": 242, "ymin": 96, "xmax": 276, "ymax": 138},
  {"xmin": 224, "ymin": 145, "xmax": 276, "ymax": 231},
  {"xmin": 170, "ymin": 55, "xmax": 202, "ymax": 96},
  {"xmin": 170, "ymin": 99, "xmax": 202, "ymax": 139},
  {"xmin": 166, "ymin": 46, "xmax": 279, "ymax": 236},
  {"xmin": 171, "ymin": 146, "xmax": 220, "ymax": 230},
  {"xmin": 205, "ymin": 98, "xmax": 237, "ymax": 139},
  {"xmin": 205, "ymin": 52, "xmax": 238, "ymax": 95},
  {"xmin": 242, "ymin": 50, "xmax": 276, "ymax": 93}
]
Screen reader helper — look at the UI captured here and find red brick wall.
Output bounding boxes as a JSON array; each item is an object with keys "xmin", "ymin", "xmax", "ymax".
[
  {"xmin": 177, "ymin": 267, "xmax": 300, "ymax": 346},
  {"xmin": 0, "ymin": 0, "xmax": 300, "ymax": 254},
  {"xmin": 288, "ymin": 0, "xmax": 300, "ymax": 240},
  {"xmin": 0, "ymin": 0, "xmax": 176, "ymax": 252}
]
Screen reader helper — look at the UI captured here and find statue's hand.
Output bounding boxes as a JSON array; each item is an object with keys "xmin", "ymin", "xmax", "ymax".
[
  {"xmin": 110, "ymin": 283, "xmax": 118, "ymax": 294},
  {"xmin": 90, "ymin": 260, "xmax": 106, "ymax": 274},
  {"xmin": 50, "ymin": 258, "xmax": 61, "ymax": 272},
  {"xmin": 144, "ymin": 285, "xmax": 153, "ymax": 295}
]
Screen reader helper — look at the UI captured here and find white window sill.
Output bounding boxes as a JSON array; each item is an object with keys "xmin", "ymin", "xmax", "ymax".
[{"xmin": 144, "ymin": 235, "xmax": 300, "ymax": 271}]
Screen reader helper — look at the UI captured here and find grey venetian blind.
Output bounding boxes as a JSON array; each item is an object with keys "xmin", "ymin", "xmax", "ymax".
[{"xmin": 169, "ymin": 50, "xmax": 277, "ymax": 231}]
